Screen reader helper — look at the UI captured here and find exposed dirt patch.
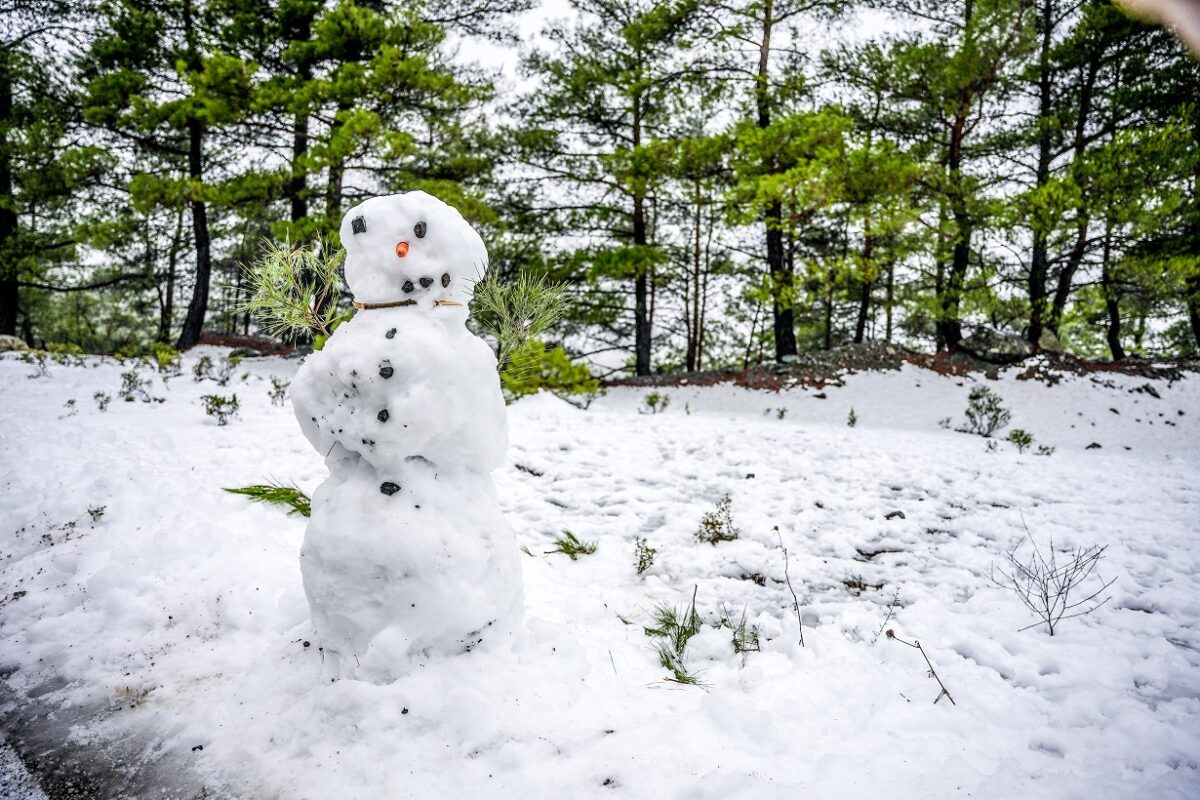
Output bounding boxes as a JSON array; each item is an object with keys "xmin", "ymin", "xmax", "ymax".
[{"xmin": 604, "ymin": 344, "xmax": 1199, "ymax": 390}]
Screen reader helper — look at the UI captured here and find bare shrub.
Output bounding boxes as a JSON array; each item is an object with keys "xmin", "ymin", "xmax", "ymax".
[{"xmin": 991, "ymin": 525, "xmax": 1116, "ymax": 636}]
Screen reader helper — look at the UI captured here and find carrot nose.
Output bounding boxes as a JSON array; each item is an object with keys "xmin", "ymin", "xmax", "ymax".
[{"xmin": 395, "ymin": 241, "xmax": 409, "ymax": 258}]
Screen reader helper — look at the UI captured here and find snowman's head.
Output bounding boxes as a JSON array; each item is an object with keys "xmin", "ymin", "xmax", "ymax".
[{"xmin": 340, "ymin": 191, "xmax": 487, "ymax": 316}]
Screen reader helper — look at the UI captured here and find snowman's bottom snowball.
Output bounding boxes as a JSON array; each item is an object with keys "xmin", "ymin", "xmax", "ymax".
[{"xmin": 301, "ymin": 456, "xmax": 523, "ymax": 680}]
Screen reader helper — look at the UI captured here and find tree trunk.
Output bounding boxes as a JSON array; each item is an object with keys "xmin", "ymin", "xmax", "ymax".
[
  {"xmin": 686, "ymin": 178, "xmax": 702, "ymax": 372},
  {"xmin": 854, "ymin": 233, "xmax": 874, "ymax": 344},
  {"xmin": 158, "ymin": 208, "xmax": 184, "ymax": 342},
  {"xmin": 755, "ymin": 0, "xmax": 796, "ymax": 362},
  {"xmin": 1048, "ymin": 52, "xmax": 1100, "ymax": 335},
  {"xmin": 175, "ymin": 1, "xmax": 212, "ymax": 350},
  {"xmin": 1101, "ymin": 230, "xmax": 1123, "ymax": 360},
  {"xmin": 1027, "ymin": 0, "xmax": 1053, "ymax": 348},
  {"xmin": 939, "ymin": 114, "xmax": 970, "ymax": 352},
  {"xmin": 1187, "ymin": 273, "xmax": 1200, "ymax": 352},
  {"xmin": 0, "ymin": 54, "xmax": 18, "ymax": 337},
  {"xmin": 286, "ymin": 11, "xmax": 313, "ymax": 224},
  {"xmin": 290, "ymin": 112, "xmax": 309, "ymax": 223},
  {"xmin": 885, "ymin": 260, "xmax": 895, "ymax": 342},
  {"xmin": 633, "ymin": 192, "xmax": 651, "ymax": 375}
]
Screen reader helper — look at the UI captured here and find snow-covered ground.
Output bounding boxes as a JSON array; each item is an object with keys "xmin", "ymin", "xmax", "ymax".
[{"xmin": 1, "ymin": 349, "xmax": 1198, "ymax": 799}]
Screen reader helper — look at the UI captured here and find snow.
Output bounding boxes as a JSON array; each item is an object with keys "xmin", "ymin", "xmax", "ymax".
[
  {"xmin": 1, "ymin": 349, "xmax": 1198, "ymax": 798},
  {"xmin": 293, "ymin": 192, "xmax": 519, "ymax": 677}
]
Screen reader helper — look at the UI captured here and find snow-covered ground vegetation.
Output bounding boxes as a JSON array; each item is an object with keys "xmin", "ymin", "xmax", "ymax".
[{"xmin": 1, "ymin": 349, "xmax": 1198, "ymax": 799}]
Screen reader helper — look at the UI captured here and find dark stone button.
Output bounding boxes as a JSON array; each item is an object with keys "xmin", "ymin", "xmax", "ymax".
[
  {"xmin": 380, "ymin": 482, "xmax": 400, "ymax": 496},
  {"xmin": 402, "ymin": 280, "xmax": 414, "ymax": 293},
  {"xmin": 414, "ymin": 221, "xmax": 426, "ymax": 239},
  {"xmin": 385, "ymin": 328, "xmax": 396, "ymax": 339},
  {"xmin": 377, "ymin": 409, "xmax": 389, "ymax": 422},
  {"xmin": 419, "ymin": 276, "xmax": 433, "ymax": 288},
  {"xmin": 379, "ymin": 362, "xmax": 394, "ymax": 379}
]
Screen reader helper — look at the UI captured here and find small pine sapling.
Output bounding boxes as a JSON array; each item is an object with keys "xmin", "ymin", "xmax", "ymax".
[
  {"xmin": 1006, "ymin": 428, "xmax": 1034, "ymax": 453},
  {"xmin": 718, "ymin": 604, "xmax": 761, "ymax": 663},
  {"xmin": 847, "ymin": 407, "xmax": 858, "ymax": 428},
  {"xmin": 201, "ymin": 394, "xmax": 240, "ymax": 426},
  {"xmin": 212, "ymin": 355, "xmax": 238, "ymax": 386},
  {"xmin": 119, "ymin": 370, "xmax": 153, "ymax": 402},
  {"xmin": 961, "ymin": 386, "xmax": 1011, "ymax": 437},
  {"xmin": 268, "ymin": 376, "xmax": 290, "ymax": 407},
  {"xmin": 93, "ymin": 391, "xmax": 111, "ymax": 412},
  {"xmin": 61, "ymin": 399, "xmax": 77, "ymax": 418},
  {"xmin": 695, "ymin": 494, "xmax": 738, "ymax": 545},
  {"xmin": 25, "ymin": 352, "xmax": 49, "ymax": 379},
  {"xmin": 545, "ymin": 530, "xmax": 597, "ymax": 560},
  {"xmin": 193, "ymin": 355, "xmax": 213, "ymax": 382},
  {"xmin": 150, "ymin": 343, "xmax": 181, "ymax": 376},
  {"xmin": 643, "ymin": 587, "xmax": 705, "ymax": 686},
  {"xmin": 1036, "ymin": 444, "xmax": 1055, "ymax": 456},
  {"xmin": 225, "ymin": 481, "xmax": 311, "ymax": 517},
  {"xmin": 641, "ymin": 391, "xmax": 670, "ymax": 415},
  {"xmin": 634, "ymin": 537, "xmax": 657, "ymax": 575}
]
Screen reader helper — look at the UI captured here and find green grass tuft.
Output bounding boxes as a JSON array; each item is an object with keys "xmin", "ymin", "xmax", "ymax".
[
  {"xmin": 545, "ymin": 529, "xmax": 597, "ymax": 560},
  {"xmin": 225, "ymin": 481, "xmax": 311, "ymax": 517}
]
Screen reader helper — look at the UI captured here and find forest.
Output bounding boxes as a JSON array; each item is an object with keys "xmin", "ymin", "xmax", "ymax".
[{"xmin": 3, "ymin": 0, "xmax": 1199, "ymax": 375}]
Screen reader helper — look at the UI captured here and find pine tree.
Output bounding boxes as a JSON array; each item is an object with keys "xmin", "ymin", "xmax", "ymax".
[
  {"xmin": 81, "ymin": 0, "xmax": 256, "ymax": 349},
  {"xmin": 0, "ymin": 2, "xmax": 110, "ymax": 340},
  {"xmin": 518, "ymin": 0, "xmax": 706, "ymax": 376}
]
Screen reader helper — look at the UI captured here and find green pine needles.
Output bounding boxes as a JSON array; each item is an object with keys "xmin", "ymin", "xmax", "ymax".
[
  {"xmin": 225, "ymin": 481, "xmax": 311, "ymax": 517},
  {"xmin": 545, "ymin": 529, "xmax": 597, "ymax": 560},
  {"xmin": 239, "ymin": 238, "xmax": 345, "ymax": 339},
  {"xmin": 644, "ymin": 588, "xmax": 705, "ymax": 687},
  {"xmin": 472, "ymin": 272, "xmax": 570, "ymax": 373}
]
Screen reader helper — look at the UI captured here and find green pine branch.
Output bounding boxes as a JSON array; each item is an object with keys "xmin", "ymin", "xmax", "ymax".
[
  {"xmin": 225, "ymin": 481, "xmax": 311, "ymax": 517},
  {"xmin": 238, "ymin": 238, "xmax": 345, "ymax": 339},
  {"xmin": 472, "ymin": 272, "xmax": 569, "ymax": 372}
]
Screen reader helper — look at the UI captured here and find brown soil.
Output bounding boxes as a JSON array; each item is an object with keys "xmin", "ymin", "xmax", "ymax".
[{"xmin": 604, "ymin": 343, "xmax": 1198, "ymax": 391}]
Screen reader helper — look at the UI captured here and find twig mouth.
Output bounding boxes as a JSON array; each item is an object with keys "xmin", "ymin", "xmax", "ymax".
[
  {"xmin": 352, "ymin": 299, "xmax": 416, "ymax": 310},
  {"xmin": 435, "ymin": 300, "xmax": 463, "ymax": 307}
]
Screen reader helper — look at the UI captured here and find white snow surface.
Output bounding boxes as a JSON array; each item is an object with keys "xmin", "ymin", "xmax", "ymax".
[{"xmin": 2, "ymin": 350, "xmax": 1199, "ymax": 799}]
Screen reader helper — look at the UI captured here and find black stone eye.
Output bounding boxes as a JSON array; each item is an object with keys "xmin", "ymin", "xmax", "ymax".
[
  {"xmin": 419, "ymin": 276, "xmax": 433, "ymax": 288},
  {"xmin": 351, "ymin": 216, "xmax": 366, "ymax": 234},
  {"xmin": 414, "ymin": 221, "xmax": 427, "ymax": 239},
  {"xmin": 402, "ymin": 280, "xmax": 414, "ymax": 293},
  {"xmin": 441, "ymin": 272, "xmax": 450, "ymax": 288}
]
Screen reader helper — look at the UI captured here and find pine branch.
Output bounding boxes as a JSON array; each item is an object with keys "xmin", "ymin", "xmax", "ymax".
[{"xmin": 238, "ymin": 238, "xmax": 345, "ymax": 339}]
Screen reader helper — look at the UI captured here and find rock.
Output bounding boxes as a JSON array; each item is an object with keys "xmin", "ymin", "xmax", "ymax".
[
  {"xmin": 379, "ymin": 481, "xmax": 400, "ymax": 496},
  {"xmin": 959, "ymin": 327, "xmax": 1032, "ymax": 364},
  {"xmin": 377, "ymin": 409, "xmax": 389, "ymax": 422},
  {"xmin": 1037, "ymin": 328, "xmax": 1065, "ymax": 354},
  {"xmin": 885, "ymin": 510, "xmax": 906, "ymax": 520},
  {"xmin": 379, "ymin": 362, "xmax": 394, "ymax": 379},
  {"xmin": 780, "ymin": 354, "xmax": 799, "ymax": 364},
  {"xmin": 1086, "ymin": 442, "xmax": 1102, "ymax": 449},
  {"xmin": 385, "ymin": 328, "xmax": 396, "ymax": 339},
  {"xmin": 0, "ymin": 335, "xmax": 29, "ymax": 352}
]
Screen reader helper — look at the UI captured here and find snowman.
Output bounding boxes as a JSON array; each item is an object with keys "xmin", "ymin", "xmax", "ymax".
[{"xmin": 290, "ymin": 191, "xmax": 523, "ymax": 680}]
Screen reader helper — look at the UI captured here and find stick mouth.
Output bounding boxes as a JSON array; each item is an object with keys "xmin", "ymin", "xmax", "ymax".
[
  {"xmin": 352, "ymin": 298, "xmax": 463, "ymax": 310},
  {"xmin": 352, "ymin": 299, "xmax": 416, "ymax": 310}
]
